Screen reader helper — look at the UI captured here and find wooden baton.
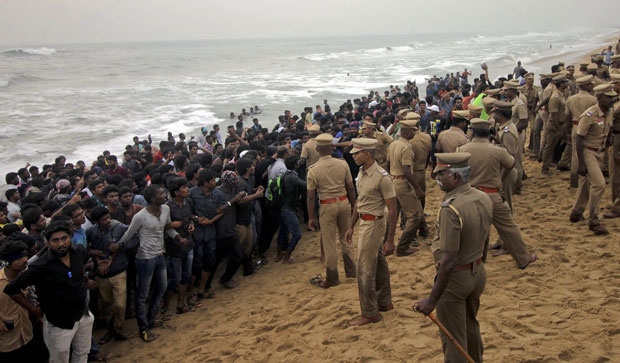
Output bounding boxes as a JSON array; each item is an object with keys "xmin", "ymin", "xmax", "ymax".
[{"xmin": 427, "ymin": 311, "xmax": 475, "ymax": 363}]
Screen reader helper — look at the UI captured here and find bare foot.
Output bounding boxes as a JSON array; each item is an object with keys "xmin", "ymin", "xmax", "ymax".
[{"xmin": 520, "ymin": 253, "xmax": 537, "ymax": 269}]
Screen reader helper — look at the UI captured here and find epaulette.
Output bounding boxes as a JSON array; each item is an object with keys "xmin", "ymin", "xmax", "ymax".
[
  {"xmin": 517, "ymin": 100, "xmax": 524, "ymax": 105},
  {"xmin": 503, "ymin": 126, "xmax": 509, "ymax": 133},
  {"xmin": 380, "ymin": 169, "xmax": 389, "ymax": 176},
  {"xmin": 586, "ymin": 111, "xmax": 592, "ymax": 117},
  {"xmin": 442, "ymin": 196, "xmax": 456, "ymax": 206}
]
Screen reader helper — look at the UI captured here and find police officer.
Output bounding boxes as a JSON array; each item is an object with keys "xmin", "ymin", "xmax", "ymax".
[
  {"xmin": 605, "ymin": 75, "xmax": 620, "ymax": 218},
  {"xmin": 410, "ymin": 119, "xmax": 433, "ymax": 237},
  {"xmin": 414, "ymin": 152, "xmax": 493, "ymax": 363},
  {"xmin": 300, "ymin": 124, "xmax": 321, "ymax": 169},
  {"xmin": 569, "ymin": 83, "xmax": 618, "ymax": 235},
  {"xmin": 386, "ymin": 119, "xmax": 423, "ymax": 256},
  {"xmin": 360, "ymin": 117, "xmax": 393, "ymax": 170},
  {"xmin": 541, "ymin": 74, "xmax": 570, "ymax": 176},
  {"xmin": 345, "ymin": 138, "xmax": 397, "ymax": 326},
  {"xmin": 560, "ymin": 75, "xmax": 597, "ymax": 187},
  {"xmin": 458, "ymin": 119, "xmax": 537, "ymax": 269},
  {"xmin": 436, "ymin": 110, "xmax": 469, "ymax": 153},
  {"xmin": 492, "ymin": 100, "xmax": 520, "ymax": 211},
  {"xmin": 307, "ymin": 133, "xmax": 357, "ymax": 287},
  {"xmin": 503, "ymin": 80, "xmax": 529, "ymax": 194}
]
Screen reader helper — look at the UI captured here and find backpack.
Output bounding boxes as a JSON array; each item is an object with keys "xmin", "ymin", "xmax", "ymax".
[{"xmin": 267, "ymin": 171, "xmax": 291, "ymax": 210}]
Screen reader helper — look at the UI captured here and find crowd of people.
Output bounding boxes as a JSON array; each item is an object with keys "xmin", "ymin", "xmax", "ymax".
[{"xmin": 1, "ymin": 41, "xmax": 620, "ymax": 362}]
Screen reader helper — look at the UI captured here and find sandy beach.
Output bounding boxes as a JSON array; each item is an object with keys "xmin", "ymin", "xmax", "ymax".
[{"xmin": 94, "ymin": 149, "xmax": 620, "ymax": 362}]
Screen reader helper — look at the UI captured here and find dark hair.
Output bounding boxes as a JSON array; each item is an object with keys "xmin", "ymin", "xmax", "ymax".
[
  {"xmin": 44, "ymin": 220, "xmax": 72, "ymax": 241},
  {"xmin": 102, "ymin": 184, "xmax": 120, "ymax": 198},
  {"xmin": 5, "ymin": 188, "xmax": 19, "ymax": 200},
  {"xmin": 494, "ymin": 108, "xmax": 512, "ymax": 120},
  {"xmin": 2, "ymin": 223, "xmax": 21, "ymax": 237},
  {"xmin": 285, "ymin": 155, "xmax": 299, "ymax": 170},
  {"xmin": 197, "ymin": 169, "xmax": 218, "ymax": 186},
  {"xmin": 142, "ymin": 185, "xmax": 160, "ymax": 204},
  {"xmin": 88, "ymin": 178, "xmax": 105, "ymax": 192},
  {"xmin": 90, "ymin": 206, "xmax": 110, "ymax": 223},
  {"xmin": 5, "ymin": 172, "xmax": 18, "ymax": 184},
  {"xmin": 167, "ymin": 177, "xmax": 188, "ymax": 198},
  {"xmin": 235, "ymin": 157, "xmax": 253, "ymax": 176},
  {"xmin": 472, "ymin": 127, "xmax": 491, "ymax": 138},
  {"xmin": 61, "ymin": 203, "xmax": 82, "ymax": 218},
  {"xmin": 0, "ymin": 239, "xmax": 28, "ymax": 261},
  {"xmin": 106, "ymin": 155, "xmax": 118, "ymax": 162},
  {"xmin": 21, "ymin": 207, "xmax": 43, "ymax": 231},
  {"xmin": 79, "ymin": 197, "xmax": 99, "ymax": 211}
]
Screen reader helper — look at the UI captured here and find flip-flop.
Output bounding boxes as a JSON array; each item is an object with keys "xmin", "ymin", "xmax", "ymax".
[
  {"xmin": 140, "ymin": 330, "xmax": 158, "ymax": 342},
  {"xmin": 309, "ymin": 274, "xmax": 322, "ymax": 285}
]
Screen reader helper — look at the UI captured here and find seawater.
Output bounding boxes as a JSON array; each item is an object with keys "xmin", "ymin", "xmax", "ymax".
[{"xmin": 0, "ymin": 28, "xmax": 617, "ymax": 174}]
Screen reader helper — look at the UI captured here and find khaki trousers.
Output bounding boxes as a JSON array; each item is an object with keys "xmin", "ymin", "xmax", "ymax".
[
  {"xmin": 393, "ymin": 179, "xmax": 422, "ymax": 252},
  {"xmin": 356, "ymin": 219, "xmax": 391, "ymax": 317},
  {"xmin": 319, "ymin": 200, "xmax": 356, "ymax": 284},
  {"xmin": 610, "ymin": 136, "xmax": 620, "ymax": 212},
  {"xmin": 571, "ymin": 149, "xmax": 605, "ymax": 225},
  {"xmin": 541, "ymin": 120, "xmax": 562, "ymax": 172},
  {"xmin": 436, "ymin": 263, "xmax": 486, "ymax": 363},
  {"xmin": 96, "ymin": 272, "xmax": 127, "ymax": 332},
  {"xmin": 487, "ymin": 193, "xmax": 531, "ymax": 268}
]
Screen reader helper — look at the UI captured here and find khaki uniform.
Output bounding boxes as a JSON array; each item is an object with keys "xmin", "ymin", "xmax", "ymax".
[
  {"xmin": 458, "ymin": 140, "xmax": 533, "ymax": 268},
  {"xmin": 436, "ymin": 126, "xmax": 469, "ymax": 153},
  {"xmin": 497, "ymin": 120, "xmax": 519, "ymax": 211},
  {"xmin": 430, "ymin": 183, "xmax": 493, "ymax": 363},
  {"xmin": 410, "ymin": 132, "xmax": 432, "ymax": 197},
  {"xmin": 510, "ymin": 95, "xmax": 528, "ymax": 192},
  {"xmin": 307, "ymin": 155, "xmax": 356, "ymax": 284},
  {"xmin": 541, "ymin": 89, "xmax": 567, "ymax": 172},
  {"xmin": 571, "ymin": 104, "xmax": 613, "ymax": 225},
  {"xmin": 520, "ymin": 84, "xmax": 539, "ymax": 153},
  {"xmin": 609, "ymin": 102, "xmax": 620, "ymax": 212},
  {"xmin": 537, "ymin": 82, "xmax": 557, "ymax": 159},
  {"xmin": 363, "ymin": 131, "xmax": 393, "ymax": 169},
  {"xmin": 300, "ymin": 137, "xmax": 320, "ymax": 167},
  {"xmin": 532, "ymin": 85, "xmax": 546, "ymax": 157},
  {"xmin": 355, "ymin": 161, "xmax": 395, "ymax": 318},
  {"xmin": 559, "ymin": 90, "xmax": 598, "ymax": 185},
  {"xmin": 386, "ymin": 137, "xmax": 423, "ymax": 253}
]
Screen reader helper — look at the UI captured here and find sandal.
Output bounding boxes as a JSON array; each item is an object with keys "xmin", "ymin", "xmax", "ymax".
[
  {"xmin": 160, "ymin": 308, "xmax": 172, "ymax": 321},
  {"xmin": 176, "ymin": 304, "xmax": 196, "ymax": 314},
  {"xmin": 97, "ymin": 331, "xmax": 114, "ymax": 345},
  {"xmin": 140, "ymin": 330, "xmax": 158, "ymax": 342},
  {"xmin": 309, "ymin": 274, "xmax": 322, "ymax": 285}
]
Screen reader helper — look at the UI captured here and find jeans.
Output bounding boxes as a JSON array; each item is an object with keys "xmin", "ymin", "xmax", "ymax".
[
  {"xmin": 205, "ymin": 236, "xmax": 243, "ymax": 288},
  {"xmin": 277, "ymin": 208, "xmax": 302, "ymax": 252},
  {"xmin": 135, "ymin": 255, "xmax": 167, "ymax": 333},
  {"xmin": 192, "ymin": 238, "xmax": 216, "ymax": 276},
  {"xmin": 167, "ymin": 251, "xmax": 193, "ymax": 292}
]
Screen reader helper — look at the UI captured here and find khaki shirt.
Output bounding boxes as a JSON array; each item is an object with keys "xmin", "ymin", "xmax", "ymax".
[
  {"xmin": 510, "ymin": 95, "xmax": 528, "ymax": 125},
  {"xmin": 566, "ymin": 90, "xmax": 597, "ymax": 123},
  {"xmin": 436, "ymin": 126, "xmax": 469, "ymax": 153},
  {"xmin": 548, "ymin": 89, "xmax": 567, "ymax": 124},
  {"xmin": 613, "ymin": 101, "xmax": 620, "ymax": 132},
  {"xmin": 386, "ymin": 137, "xmax": 414, "ymax": 176},
  {"xmin": 362, "ymin": 131, "xmax": 393, "ymax": 167},
  {"xmin": 300, "ymin": 138, "xmax": 320, "ymax": 167},
  {"xmin": 0, "ymin": 268, "xmax": 34, "ymax": 353},
  {"xmin": 497, "ymin": 120, "xmax": 519, "ymax": 157},
  {"xmin": 356, "ymin": 162, "xmax": 396, "ymax": 216},
  {"xmin": 307, "ymin": 155, "xmax": 353, "ymax": 199},
  {"xmin": 457, "ymin": 139, "xmax": 515, "ymax": 189},
  {"xmin": 577, "ymin": 104, "xmax": 613, "ymax": 150},
  {"xmin": 410, "ymin": 132, "xmax": 432, "ymax": 171},
  {"xmin": 519, "ymin": 84, "xmax": 539, "ymax": 116},
  {"xmin": 431, "ymin": 183, "xmax": 493, "ymax": 264}
]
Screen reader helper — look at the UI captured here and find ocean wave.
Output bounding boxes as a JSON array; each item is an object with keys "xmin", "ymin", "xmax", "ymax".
[
  {"xmin": 0, "ymin": 73, "xmax": 44, "ymax": 88},
  {"xmin": 2, "ymin": 47, "xmax": 57, "ymax": 56},
  {"xmin": 298, "ymin": 41, "xmax": 431, "ymax": 62}
]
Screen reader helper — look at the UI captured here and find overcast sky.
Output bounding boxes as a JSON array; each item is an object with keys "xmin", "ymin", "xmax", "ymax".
[{"xmin": 1, "ymin": 0, "xmax": 619, "ymax": 45}]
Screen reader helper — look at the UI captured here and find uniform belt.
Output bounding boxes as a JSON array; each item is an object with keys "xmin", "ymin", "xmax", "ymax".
[
  {"xmin": 319, "ymin": 195, "xmax": 348, "ymax": 204},
  {"xmin": 474, "ymin": 186, "xmax": 500, "ymax": 193},
  {"xmin": 453, "ymin": 258, "xmax": 483, "ymax": 271},
  {"xmin": 572, "ymin": 120, "xmax": 579, "ymax": 126},
  {"xmin": 391, "ymin": 175, "xmax": 406, "ymax": 180},
  {"xmin": 359, "ymin": 213, "xmax": 384, "ymax": 221},
  {"xmin": 585, "ymin": 146, "xmax": 605, "ymax": 152}
]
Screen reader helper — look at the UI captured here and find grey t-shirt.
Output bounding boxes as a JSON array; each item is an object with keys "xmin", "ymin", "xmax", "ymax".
[{"xmin": 118, "ymin": 205, "xmax": 178, "ymax": 260}]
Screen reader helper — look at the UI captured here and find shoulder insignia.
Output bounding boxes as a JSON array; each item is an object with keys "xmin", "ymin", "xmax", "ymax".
[
  {"xmin": 586, "ymin": 111, "xmax": 592, "ymax": 117},
  {"xmin": 517, "ymin": 100, "xmax": 524, "ymax": 105},
  {"xmin": 380, "ymin": 169, "xmax": 389, "ymax": 176},
  {"xmin": 442, "ymin": 197, "xmax": 456, "ymax": 206},
  {"xmin": 503, "ymin": 126, "xmax": 509, "ymax": 132}
]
